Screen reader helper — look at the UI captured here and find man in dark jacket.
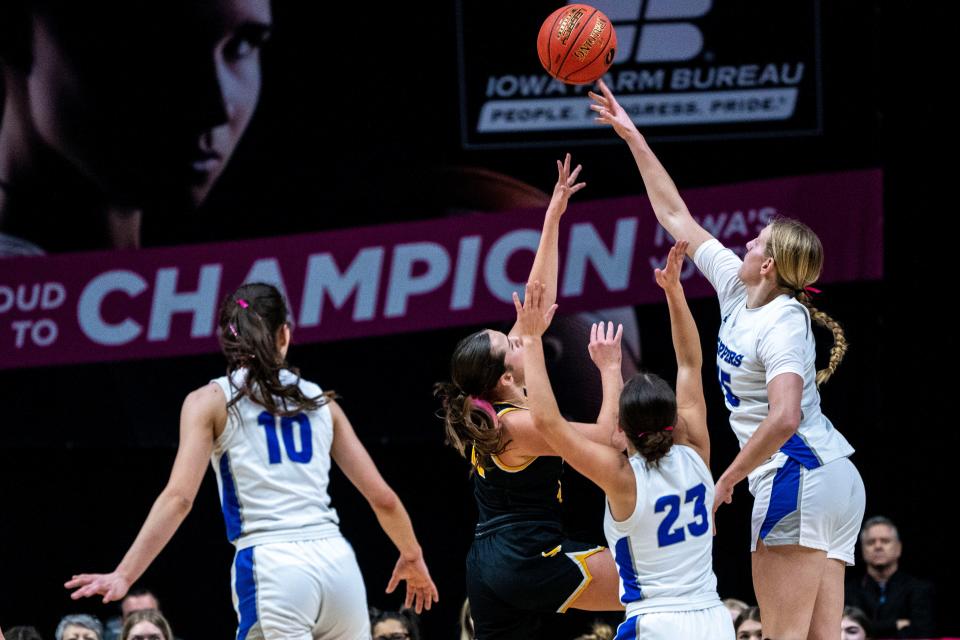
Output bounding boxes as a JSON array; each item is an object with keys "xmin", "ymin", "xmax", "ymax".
[{"xmin": 845, "ymin": 516, "xmax": 936, "ymax": 638}]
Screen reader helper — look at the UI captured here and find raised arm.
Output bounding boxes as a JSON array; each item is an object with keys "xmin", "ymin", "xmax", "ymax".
[
  {"xmin": 589, "ymin": 80, "xmax": 712, "ymax": 257},
  {"xmin": 328, "ymin": 401, "xmax": 438, "ymax": 613},
  {"xmin": 65, "ymin": 383, "xmax": 223, "ymax": 603},
  {"xmin": 513, "ymin": 282, "xmax": 636, "ymax": 519},
  {"xmin": 510, "ymin": 154, "xmax": 585, "ymax": 336},
  {"xmin": 655, "ymin": 241, "xmax": 709, "ymax": 465}
]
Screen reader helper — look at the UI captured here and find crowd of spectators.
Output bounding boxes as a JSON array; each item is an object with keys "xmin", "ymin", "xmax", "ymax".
[{"xmin": 0, "ymin": 515, "xmax": 940, "ymax": 639}]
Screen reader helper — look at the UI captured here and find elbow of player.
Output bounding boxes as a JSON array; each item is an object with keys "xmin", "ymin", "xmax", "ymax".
[
  {"xmin": 164, "ymin": 490, "xmax": 194, "ymax": 515},
  {"xmin": 771, "ymin": 412, "xmax": 801, "ymax": 437},
  {"xmin": 369, "ymin": 487, "xmax": 400, "ymax": 514}
]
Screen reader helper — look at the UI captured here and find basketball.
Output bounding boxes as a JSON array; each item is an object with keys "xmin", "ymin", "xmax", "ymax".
[{"xmin": 537, "ymin": 4, "xmax": 617, "ymax": 85}]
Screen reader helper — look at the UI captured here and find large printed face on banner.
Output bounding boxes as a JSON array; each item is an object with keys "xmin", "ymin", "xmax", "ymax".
[{"xmin": 0, "ymin": 0, "xmax": 270, "ymax": 254}]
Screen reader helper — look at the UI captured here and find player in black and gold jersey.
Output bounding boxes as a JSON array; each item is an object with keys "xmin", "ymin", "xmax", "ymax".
[{"xmin": 436, "ymin": 155, "xmax": 625, "ymax": 639}]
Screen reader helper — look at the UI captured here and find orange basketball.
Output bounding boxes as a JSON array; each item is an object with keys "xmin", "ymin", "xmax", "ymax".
[{"xmin": 537, "ymin": 4, "xmax": 617, "ymax": 85}]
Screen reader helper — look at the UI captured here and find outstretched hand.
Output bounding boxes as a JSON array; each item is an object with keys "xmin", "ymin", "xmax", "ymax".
[
  {"xmin": 64, "ymin": 571, "xmax": 131, "ymax": 604},
  {"xmin": 548, "ymin": 153, "xmax": 587, "ymax": 217},
  {"xmin": 588, "ymin": 79, "xmax": 639, "ymax": 140},
  {"xmin": 512, "ymin": 281, "xmax": 558, "ymax": 338},
  {"xmin": 386, "ymin": 554, "xmax": 439, "ymax": 614},
  {"xmin": 588, "ymin": 321, "xmax": 623, "ymax": 373},
  {"xmin": 654, "ymin": 240, "xmax": 689, "ymax": 291}
]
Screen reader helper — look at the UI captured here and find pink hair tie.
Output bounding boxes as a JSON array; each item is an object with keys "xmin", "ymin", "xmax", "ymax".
[
  {"xmin": 637, "ymin": 426, "xmax": 674, "ymax": 439},
  {"xmin": 470, "ymin": 397, "xmax": 499, "ymax": 426},
  {"xmin": 228, "ymin": 324, "xmax": 239, "ymax": 337},
  {"xmin": 804, "ymin": 286, "xmax": 822, "ymax": 295},
  {"xmin": 237, "ymin": 298, "xmax": 249, "ymax": 309}
]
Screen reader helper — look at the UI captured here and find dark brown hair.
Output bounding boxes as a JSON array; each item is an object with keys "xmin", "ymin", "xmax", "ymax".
[
  {"xmin": 369, "ymin": 607, "xmax": 421, "ymax": 640},
  {"xmin": 619, "ymin": 373, "xmax": 677, "ymax": 467},
  {"xmin": 218, "ymin": 283, "xmax": 331, "ymax": 417},
  {"xmin": 435, "ymin": 330, "xmax": 509, "ymax": 472},
  {"xmin": 734, "ymin": 606, "xmax": 762, "ymax": 633},
  {"xmin": 842, "ymin": 606, "xmax": 873, "ymax": 639}
]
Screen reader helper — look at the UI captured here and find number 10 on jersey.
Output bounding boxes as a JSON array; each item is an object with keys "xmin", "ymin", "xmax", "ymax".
[{"xmin": 258, "ymin": 411, "xmax": 313, "ymax": 464}]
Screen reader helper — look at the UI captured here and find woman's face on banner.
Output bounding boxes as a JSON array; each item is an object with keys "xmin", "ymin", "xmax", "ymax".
[{"xmin": 26, "ymin": 0, "xmax": 272, "ymax": 209}]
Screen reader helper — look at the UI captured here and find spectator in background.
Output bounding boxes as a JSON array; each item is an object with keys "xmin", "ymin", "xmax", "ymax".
[
  {"xmin": 845, "ymin": 516, "xmax": 936, "ymax": 638},
  {"xmin": 734, "ymin": 607, "xmax": 762, "ymax": 640},
  {"xmin": 459, "ymin": 599, "xmax": 474, "ymax": 640},
  {"xmin": 369, "ymin": 608, "xmax": 420, "ymax": 640},
  {"xmin": 723, "ymin": 598, "xmax": 750, "ymax": 624},
  {"xmin": 120, "ymin": 611, "xmax": 172, "ymax": 640},
  {"xmin": 572, "ymin": 621, "xmax": 614, "ymax": 640},
  {"xmin": 842, "ymin": 606, "xmax": 873, "ymax": 640},
  {"xmin": 104, "ymin": 587, "xmax": 162, "ymax": 640},
  {"xmin": 4, "ymin": 628, "xmax": 43, "ymax": 640},
  {"xmin": 54, "ymin": 616, "xmax": 102, "ymax": 640}
]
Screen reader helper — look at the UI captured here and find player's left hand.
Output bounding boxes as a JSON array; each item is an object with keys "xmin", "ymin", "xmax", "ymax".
[
  {"xmin": 654, "ymin": 241, "xmax": 689, "ymax": 291},
  {"xmin": 386, "ymin": 554, "xmax": 439, "ymax": 614},
  {"xmin": 548, "ymin": 153, "xmax": 586, "ymax": 217},
  {"xmin": 513, "ymin": 281, "xmax": 558, "ymax": 338},
  {"xmin": 64, "ymin": 571, "xmax": 131, "ymax": 604}
]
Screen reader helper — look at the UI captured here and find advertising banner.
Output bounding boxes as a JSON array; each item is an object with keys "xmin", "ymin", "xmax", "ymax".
[
  {"xmin": 0, "ymin": 169, "xmax": 882, "ymax": 370},
  {"xmin": 458, "ymin": 0, "xmax": 822, "ymax": 148}
]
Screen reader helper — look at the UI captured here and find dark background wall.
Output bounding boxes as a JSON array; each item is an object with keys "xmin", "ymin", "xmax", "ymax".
[{"xmin": 1, "ymin": 1, "xmax": 956, "ymax": 637}]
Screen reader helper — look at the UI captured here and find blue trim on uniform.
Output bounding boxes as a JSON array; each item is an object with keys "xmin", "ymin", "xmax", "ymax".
[
  {"xmin": 759, "ymin": 457, "xmax": 801, "ymax": 539},
  {"xmin": 780, "ymin": 433, "xmax": 822, "ymax": 469},
  {"xmin": 614, "ymin": 614, "xmax": 639, "ymax": 640},
  {"xmin": 614, "ymin": 537, "xmax": 643, "ymax": 603},
  {"xmin": 235, "ymin": 547, "xmax": 258, "ymax": 640},
  {"xmin": 219, "ymin": 453, "xmax": 243, "ymax": 542}
]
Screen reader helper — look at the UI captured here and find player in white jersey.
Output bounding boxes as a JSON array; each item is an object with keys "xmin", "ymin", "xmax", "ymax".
[
  {"xmin": 516, "ymin": 242, "xmax": 733, "ymax": 640},
  {"xmin": 590, "ymin": 80, "xmax": 866, "ymax": 640},
  {"xmin": 66, "ymin": 283, "xmax": 438, "ymax": 639}
]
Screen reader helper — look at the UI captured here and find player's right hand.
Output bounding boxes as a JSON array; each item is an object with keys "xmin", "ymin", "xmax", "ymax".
[
  {"xmin": 64, "ymin": 571, "xmax": 131, "ymax": 604},
  {"xmin": 588, "ymin": 321, "xmax": 623, "ymax": 373},
  {"xmin": 589, "ymin": 79, "xmax": 639, "ymax": 140}
]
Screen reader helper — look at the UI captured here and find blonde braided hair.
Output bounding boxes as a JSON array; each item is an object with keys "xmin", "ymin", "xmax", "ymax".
[{"xmin": 766, "ymin": 218, "xmax": 848, "ymax": 385}]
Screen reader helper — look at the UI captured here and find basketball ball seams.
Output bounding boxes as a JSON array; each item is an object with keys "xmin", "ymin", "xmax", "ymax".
[
  {"xmin": 563, "ymin": 17, "xmax": 614, "ymax": 83},
  {"xmin": 546, "ymin": 9, "xmax": 564, "ymax": 74},
  {"xmin": 537, "ymin": 4, "xmax": 616, "ymax": 85},
  {"xmin": 556, "ymin": 7, "xmax": 597, "ymax": 81}
]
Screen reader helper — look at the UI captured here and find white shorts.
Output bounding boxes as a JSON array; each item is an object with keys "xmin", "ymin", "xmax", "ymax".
[
  {"xmin": 231, "ymin": 536, "xmax": 369, "ymax": 640},
  {"xmin": 750, "ymin": 456, "xmax": 865, "ymax": 565},
  {"xmin": 614, "ymin": 604, "xmax": 734, "ymax": 640}
]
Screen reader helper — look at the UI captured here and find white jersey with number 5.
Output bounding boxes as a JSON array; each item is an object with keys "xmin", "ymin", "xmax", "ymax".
[
  {"xmin": 210, "ymin": 369, "xmax": 340, "ymax": 550},
  {"xmin": 693, "ymin": 239, "xmax": 854, "ymax": 484},
  {"xmin": 603, "ymin": 445, "xmax": 722, "ymax": 617}
]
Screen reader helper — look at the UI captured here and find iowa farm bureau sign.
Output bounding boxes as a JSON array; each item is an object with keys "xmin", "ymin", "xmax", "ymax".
[{"xmin": 457, "ymin": 0, "xmax": 821, "ymax": 148}]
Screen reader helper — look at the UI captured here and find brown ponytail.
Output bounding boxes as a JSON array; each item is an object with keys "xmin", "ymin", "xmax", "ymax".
[
  {"xmin": 218, "ymin": 283, "xmax": 332, "ymax": 416},
  {"xmin": 436, "ymin": 330, "xmax": 510, "ymax": 473},
  {"xmin": 619, "ymin": 373, "xmax": 677, "ymax": 467}
]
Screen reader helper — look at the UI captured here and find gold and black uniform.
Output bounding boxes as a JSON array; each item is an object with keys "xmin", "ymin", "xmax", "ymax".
[{"xmin": 465, "ymin": 402, "xmax": 604, "ymax": 639}]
